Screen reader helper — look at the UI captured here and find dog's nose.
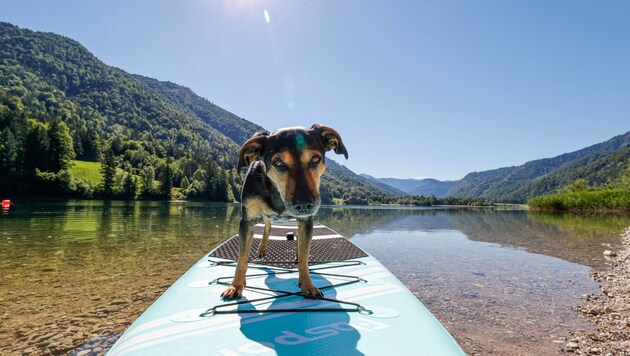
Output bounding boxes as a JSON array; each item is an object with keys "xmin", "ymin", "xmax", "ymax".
[{"xmin": 293, "ymin": 202, "xmax": 314, "ymax": 214}]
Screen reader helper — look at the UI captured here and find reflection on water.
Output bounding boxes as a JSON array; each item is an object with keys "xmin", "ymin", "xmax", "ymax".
[
  {"xmin": 317, "ymin": 207, "xmax": 625, "ymax": 269},
  {"xmin": 318, "ymin": 207, "xmax": 628, "ymax": 355},
  {"xmin": 0, "ymin": 200, "xmax": 241, "ymax": 355},
  {"xmin": 1, "ymin": 201, "xmax": 628, "ymax": 355}
]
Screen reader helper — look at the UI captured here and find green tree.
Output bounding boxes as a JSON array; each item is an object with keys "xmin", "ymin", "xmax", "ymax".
[
  {"xmin": 181, "ymin": 176, "xmax": 190, "ymax": 190},
  {"xmin": 100, "ymin": 149, "xmax": 117, "ymax": 197},
  {"xmin": 122, "ymin": 172, "xmax": 137, "ymax": 198},
  {"xmin": 0, "ymin": 128, "xmax": 18, "ymax": 175},
  {"xmin": 229, "ymin": 169, "xmax": 240, "ymax": 201},
  {"xmin": 48, "ymin": 120, "xmax": 75, "ymax": 172},
  {"xmin": 23, "ymin": 119, "xmax": 50, "ymax": 174},
  {"xmin": 184, "ymin": 168, "xmax": 206, "ymax": 198},
  {"xmin": 224, "ymin": 169, "xmax": 235, "ymax": 202},
  {"xmin": 561, "ymin": 179, "xmax": 590, "ymax": 193},
  {"xmin": 610, "ymin": 166, "xmax": 630, "ymax": 191},
  {"xmin": 204, "ymin": 161, "xmax": 230, "ymax": 201},
  {"xmin": 82, "ymin": 129, "xmax": 101, "ymax": 162},
  {"xmin": 205, "ymin": 162, "xmax": 219, "ymax": 200},
  {"xmin": 34, "ymin": 169, "xmax": 72, "ymax": 195},
  {"xmin": 141, "ymin": 165, "xmax": 156, "ymax": 197},
  {"xmin": 158, "ymin": 161, "xmax": 173, "ymax": 198},
  {"xmin": 0, "ymin": 128, "xmax": 18, "ymax": 191},
  {"xmin": 120, "ymin": 162, "xmax": 137, "ymax": 198}
]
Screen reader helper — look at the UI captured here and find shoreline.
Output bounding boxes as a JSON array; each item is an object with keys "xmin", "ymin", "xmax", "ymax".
[{"xmin": 565, "ymin": 226, "xmax": 630, "ymax": 355}]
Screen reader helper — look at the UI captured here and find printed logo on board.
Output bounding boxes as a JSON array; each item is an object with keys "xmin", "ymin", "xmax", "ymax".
[{"xmin": 218, "ymin": 317, "xmax": 390, "ymax": 354}]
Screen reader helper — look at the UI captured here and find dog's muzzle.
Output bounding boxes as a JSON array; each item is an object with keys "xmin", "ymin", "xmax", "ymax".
[{"xmin": 286, "ymin": 199, "xmax": 320, "ymax": 217}]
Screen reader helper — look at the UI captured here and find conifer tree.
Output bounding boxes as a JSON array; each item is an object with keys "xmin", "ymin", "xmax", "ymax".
[
  {"xmin": 100, "ymin": 149, "xmax": 117, "ymax": 197},
  {"xmin": 0, "ymin": 128, "xmax": 17, "ymax": 175},
  {"xmin": 83, "ymin": 129, "xmax": 101, "ymax": 162},
  {"xmin": 159, "ymin": 161, "xmax": 173, "ymax": 198},
  {"xmin": 122, "ymin": 164, "xmax": 137, "ymax": 198},
  {"xmin": 0, "ymin": 128, "xmax": 18, "ymax": 191},
  {"xmin": 48, "ymin": 120, "xmax": 75, "ymax": 172},
  {"xmin": 141, "ymin": 165, "xmax": 156, "ymax": 197},
  {"xmin": 23, "ymin": 119, "xmax": 50, "ymax": 174}
]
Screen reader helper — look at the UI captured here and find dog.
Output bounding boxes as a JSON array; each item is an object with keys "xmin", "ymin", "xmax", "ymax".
[{"xmin": 220, "ymin": 124, "xmax": 348, "ymax": 300}]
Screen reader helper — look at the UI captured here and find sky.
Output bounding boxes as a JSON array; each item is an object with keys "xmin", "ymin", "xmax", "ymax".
[{"xmin": 1, "ymin": 0, "xmax": 629, "ymax": 180}]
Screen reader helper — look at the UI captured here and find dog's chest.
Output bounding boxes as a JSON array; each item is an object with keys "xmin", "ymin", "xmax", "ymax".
[{"xmin": 266, "ymin": 213, "xmax": 293, "ymax": 224}]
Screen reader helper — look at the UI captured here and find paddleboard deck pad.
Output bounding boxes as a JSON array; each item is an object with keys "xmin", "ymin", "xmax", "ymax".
[{"xmin": 107, "ymin": 221, "xmax": 464, "ymax": 355}]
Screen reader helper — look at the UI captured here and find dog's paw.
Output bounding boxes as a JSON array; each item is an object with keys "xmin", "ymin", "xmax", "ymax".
[
  {"xmin": 221, "ymin": 284, "xmax": 244, "ymax": 300},
  {"xmin": 257, "ymin": 245, "xmax": 268, "ymax": 258},
  {"xmin": 299, "ymin": 281, "xmax": 323, "ymax": 298}
]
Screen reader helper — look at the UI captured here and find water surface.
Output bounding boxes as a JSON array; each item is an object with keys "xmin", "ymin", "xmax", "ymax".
[{"xmin": 1, "ymin": 201, "xmax": 627, "ymax": 355}]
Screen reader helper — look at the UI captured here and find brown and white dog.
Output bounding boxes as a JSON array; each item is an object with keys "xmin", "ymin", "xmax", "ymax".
[{"xmin": 221, "ymin": 124, "xmax": 348, "ymax": 300}]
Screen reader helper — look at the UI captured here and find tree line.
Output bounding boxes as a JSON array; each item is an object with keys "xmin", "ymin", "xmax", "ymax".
[{"xmin": 0, "ymin": 112, "xmax": 238, "ymax": 201}]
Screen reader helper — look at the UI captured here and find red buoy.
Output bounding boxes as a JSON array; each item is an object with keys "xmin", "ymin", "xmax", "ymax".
[{"xmin": 1, "ymin": 200, "xmax": 10, "ymax": 208}]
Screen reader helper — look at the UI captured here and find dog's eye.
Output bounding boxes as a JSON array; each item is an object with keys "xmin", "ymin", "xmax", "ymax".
[
  {"xmin": 310, "ymin": 155, "xmax": 321, "ymax": 165},
  {"xmin": 272, "ymin": 158, "xmax": 286, "ymax": 168}
]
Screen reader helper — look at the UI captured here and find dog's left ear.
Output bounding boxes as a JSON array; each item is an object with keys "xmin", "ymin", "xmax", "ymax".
[
  {"xmin": 238, "ymin": 131, "xmax": 269, "ymax": 170},
  {"xmin": 311, "ymin": 124, "xmax": 348, "ymax": 159}
]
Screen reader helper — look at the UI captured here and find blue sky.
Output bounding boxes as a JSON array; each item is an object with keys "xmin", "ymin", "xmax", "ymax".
[{"xmin": 2, "ymin": 0, "xmax": 629, "ymax": 180}]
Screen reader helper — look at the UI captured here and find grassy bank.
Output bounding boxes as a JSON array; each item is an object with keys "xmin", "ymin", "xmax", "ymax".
[
  {"xmin": 69, "ymin": 160, "xmax": 102, "ymax": 186},
  {"xmin": 528, "ymin": 189, "xmax": 630, "ymax": 212}
]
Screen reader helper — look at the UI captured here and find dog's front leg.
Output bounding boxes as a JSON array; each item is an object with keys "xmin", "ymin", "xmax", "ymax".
[
  {"xmin": 257, "ymin": 216, "xmax": 271, "ymax": 258},
  {"xmin": 221, "ymin": 218, "xmax": 254, "ymax": 300},
  {"xmin": 297, "ymin": 217, "xmax": 323, "ymax": 297}
]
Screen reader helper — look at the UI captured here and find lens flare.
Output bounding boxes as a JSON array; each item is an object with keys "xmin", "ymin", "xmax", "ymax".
[
  {"xmin": 295, "ymin": 134, "xmax": 306, "ymax": 152},
  {"xmin": 263, "ymin": 9, "xmax": 270, "ymax": 23}
]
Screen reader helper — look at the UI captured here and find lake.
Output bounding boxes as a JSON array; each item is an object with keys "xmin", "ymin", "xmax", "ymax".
[{"xmin": 1, "ymin": 200, "xmax": 628, "ymax": 355}]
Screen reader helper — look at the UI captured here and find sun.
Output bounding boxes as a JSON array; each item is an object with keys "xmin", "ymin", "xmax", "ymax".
[{"xmin": 220, "ymin": 0, "xmax": 271, "ymax": 23}]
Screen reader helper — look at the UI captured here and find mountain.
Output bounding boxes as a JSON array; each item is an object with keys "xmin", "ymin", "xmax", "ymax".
[
  {"xmin": 505, "ymin": 145, "xmax": 630, "ymax": 202},
  {"xmin": 446, "ymin": 132, "xmax": 630, "ymax": 203},
  {"xmin": 129, "ymin": 74, "xmax": 396, "ymax": 203},
  {"xmin": 0, "ymin": 22, "xmax": 392, "ymax": 202},
  {"xmin": 0, "ymin": 21, "xmax": 241, "ymax": 198},
  {"xmin": 360, "ymin": 175, "xmax": 456, "ymax": 197},
  {"xmin": 408, "ymin": 179, "xmax": 457, "ymax": 197},
  {"xmin": 131, "ymin": 75, "xmax": 264, "ymax": 146},
  {"xmin": 323, "ymin": 161, "xmax": 407, "ymax": 201},
  {"xmin": 357, "ymin": 174, "xmax": 408, "ymax": 196},
  {"xmin": 0, "ymin": 22, "xmax": 240, "ymax": 163}
]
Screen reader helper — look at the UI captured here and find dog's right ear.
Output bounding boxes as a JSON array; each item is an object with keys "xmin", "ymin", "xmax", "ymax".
[{"xmin": 237, "ymin": 131, "xmax": 269, "ymax": 170}]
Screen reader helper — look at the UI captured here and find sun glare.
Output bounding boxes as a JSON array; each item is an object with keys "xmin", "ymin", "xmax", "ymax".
[
  {"xmin": 264, "ymin": 9, "xmax": 271, "ymax": 24},
  {"xmin": 220, "ymin": 0, "xmax": 272, "ymax": 25}
]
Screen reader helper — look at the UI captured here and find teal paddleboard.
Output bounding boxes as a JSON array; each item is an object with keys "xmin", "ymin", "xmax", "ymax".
[{"xmin": 107, "ymin": 222, "xmax": 464, "ymax": 355}]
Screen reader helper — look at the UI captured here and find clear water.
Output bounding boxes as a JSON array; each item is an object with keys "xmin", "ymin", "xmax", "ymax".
[{"xmin": 1, "ymin": 201, "xmax": 627, "ymax": 354}]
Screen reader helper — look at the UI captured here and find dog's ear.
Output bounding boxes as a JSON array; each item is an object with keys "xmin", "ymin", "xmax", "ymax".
[
  {"xmin": 238, "ymin": 131, "xmax": 269, "ymax": 170},
  {"xmin": 311, "ymin": 124, "xmax": 348, "ymax": 159}
]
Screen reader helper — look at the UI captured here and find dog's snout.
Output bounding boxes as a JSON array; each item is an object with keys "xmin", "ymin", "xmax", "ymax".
[
  {"xmin": 290, "ymin": 196, "xmax": 319, "ymax": 216},
  {"xmin": 293, "ymin": 202, "xmax": 314, "ymax": 213}
]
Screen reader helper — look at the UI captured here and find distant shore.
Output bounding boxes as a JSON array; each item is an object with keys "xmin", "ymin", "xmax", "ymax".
[{"xmin": 565, "ymin": 226, "xmax": 630, "ymax": 355}]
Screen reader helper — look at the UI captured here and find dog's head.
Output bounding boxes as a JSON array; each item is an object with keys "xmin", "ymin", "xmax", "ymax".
[{"xmin": 238, "ymin": 124, "xmax": 348, "ymax": 217}]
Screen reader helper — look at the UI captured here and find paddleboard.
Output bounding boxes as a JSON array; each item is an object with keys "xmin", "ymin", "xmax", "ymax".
[{"xmin": 107, "ymin": 221, "xmax": 465, "ymax": 355}]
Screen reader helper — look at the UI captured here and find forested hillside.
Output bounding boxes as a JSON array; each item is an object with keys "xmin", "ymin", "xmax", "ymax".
[
  {"xmin": 0, "ymin": 22, "xmax": 396, "ymax": 203},
  {"xmin": 0, "ymin": 22, "xmax": 244, "ymax": 200},
  {"xmin": 321, "ymin": 160, "xmax": 406, "ymax": 204},
  {"xmin": 132, "ymin": 75, "xmax": 264, "ymax": 146},
  {"xmin": 505, "ymin": 145, "xmax": 630, "ymax": 202},
  {"xmin": 446, "ymin": 132, "xmax": 630, "ymax": 202}
]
